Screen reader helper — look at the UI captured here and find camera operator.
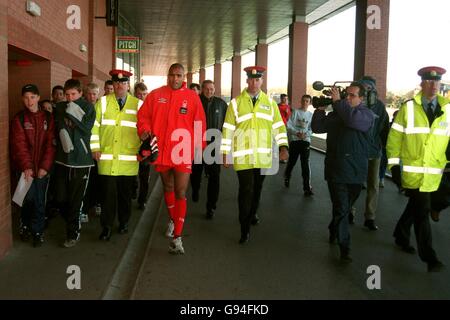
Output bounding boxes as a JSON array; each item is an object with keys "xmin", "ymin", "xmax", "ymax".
[{"xmin": 311, "ymin": 82, "xmax": 374, "ymax": 262}]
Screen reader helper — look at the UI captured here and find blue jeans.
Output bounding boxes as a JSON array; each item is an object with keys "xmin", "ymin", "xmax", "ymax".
[{"xmin": 21, "ymin": 176, "xmax": 49, "ymax": 235}]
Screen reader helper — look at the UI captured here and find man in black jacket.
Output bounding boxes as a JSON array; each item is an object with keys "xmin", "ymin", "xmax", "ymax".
[
  {"xmin": 190, "ymin": 80, "xmax": 227, "ymax": 219},
  {"xmin": 311, "ymin": 82, "xmax": 374, "ymax": 262}
]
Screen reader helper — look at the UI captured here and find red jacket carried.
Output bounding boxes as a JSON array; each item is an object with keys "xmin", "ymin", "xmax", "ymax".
[
  {"xmin": 137, "ymin": 83, "xmax": 206, "ymax": 166},
  {"xmin": 10, "ymin": 109, "xmax": 56, "ymax": 174}
]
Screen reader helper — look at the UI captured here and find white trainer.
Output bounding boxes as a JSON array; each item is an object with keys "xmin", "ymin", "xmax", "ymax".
[
  {"xmin": 168, "ymin": 237, "xmax": 184, "ymax": 254},
  {"xmin": 63, "ymin": 238, "xmax": 79, "ymax": 248},
  {"xmin": 165, "ymin": 220, "xmax": 174, "ymax": 238},
  {"xmin": 80, "ymin": 214, "xmax": 89, "ymax": 223}
]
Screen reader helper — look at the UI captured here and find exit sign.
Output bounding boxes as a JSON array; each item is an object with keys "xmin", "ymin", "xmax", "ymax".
[{"xmin": 116, "ymin": 36, "xmax": 140, "ymax": 53}]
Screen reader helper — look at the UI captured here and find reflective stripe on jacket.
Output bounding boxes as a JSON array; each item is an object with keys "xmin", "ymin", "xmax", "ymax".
[
  {"xmin": 387, "ymin": 93, "xmax": 450, "ymax": 192},
  {"xmin": 90, "ymin": 93, "xmax": 142, "ymax": 176},
  {"xmin": 221, "ymin": 89, "xmax": 288, "ymax": 171}
]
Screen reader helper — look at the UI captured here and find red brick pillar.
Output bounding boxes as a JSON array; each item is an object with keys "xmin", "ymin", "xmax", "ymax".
[
  {"xmin": 0, "ymin": 0, "xmax": 12, "ymax": 260},
  {"xmin": 214, "ymin": 61, "xmax": 222, "ymax": 97},
  {"xmin": 288, "ymin": 21, "xmax": 308, "ymax": 107},
  {"xmin": 354, "ymin": 0, "xmax": 390, "ymax": 101},
  {"xmin": 199, "ymin": 68, "xmax": 206, "ymax": 85},
  {"xmin": 255, "ymin": 42, "xmax": 268, "ymax": 93},
  {"xmin": 186, "ymin": 72, "xmax": 193, "ymax": 87},
  {"xmin": 231, "ymin": 53, "xmax": 241, "ymax": 99}
]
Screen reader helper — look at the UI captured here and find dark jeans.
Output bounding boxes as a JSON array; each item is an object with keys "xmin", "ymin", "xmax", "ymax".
[
  {"xmin": 327, "ymin": 181, "xmax": 362, "ymax": 251},
  {"xmin": 394, "ymin": 189, "xmax": 438, "ymax": 263},
  {"xmin": 100, "ymin": 175, "xmax": 135, "ymax": 228},
  {"xmin": 379, "ymin": 147, "xmax": 387, "ymax": 180},
  {"xmin": 138, "ymin": 162, "xmax": 151, "ymax": 205},
  {"xmin": 21, "ymin": 175, "xmax": 49, "ymax": 235},
  {"xmin": 236, "ymin": 169, "xmax": 266, "ymax": 235},
  {"xmin": 191, "ymin": 162, "xmax": 221, "ymax": 211},
  {"xmin": 284, "ymin": 140, "xmax": 311, "ymax": 191},
  {"xmin": 54, "ymin": 165, "xmax": 91, "ymax": 239}
]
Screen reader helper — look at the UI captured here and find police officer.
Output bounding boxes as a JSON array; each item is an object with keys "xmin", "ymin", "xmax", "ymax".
[
  {"xmin": 388, "ymin": 66, "xmax": 450, "ymax": 272},
  {"xmin": 221, "ymin": 66, "xmax": 289, "ymax": 244},
  {"xmin": 90, "ymin": 69, "xmax": 143, "ymax": 240},
  {"xmin": 190, "ymin": 80, "xmax": 228, "ymax": 219}
]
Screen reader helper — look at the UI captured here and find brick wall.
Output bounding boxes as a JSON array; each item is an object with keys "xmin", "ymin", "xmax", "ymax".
[
  {"xmin": 0, "ymin": 0, "xmax": 11, "ymax": 260},
  {"xmin": 288, "ymin": 22, "xmax": 308, "ymax": 107},
  {"xmin": 354, "ymin": 0, "xmax": 390, "ymax": 101},
  {"xmin": 8, "ymin": 60, "xmax": 51, "ymax": 120}
]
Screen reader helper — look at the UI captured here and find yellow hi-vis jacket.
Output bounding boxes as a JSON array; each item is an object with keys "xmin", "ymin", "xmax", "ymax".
[
  {"xmin": 90, "ymin": 93, "xmax": 143, "ymax": 176},
  {"xmin": 220, "ymin": 89, "xmax": 288, "ymax": 171},
  {"xmin": 387, "ymin": 93, "xmax": 450, "ymax": 192}
]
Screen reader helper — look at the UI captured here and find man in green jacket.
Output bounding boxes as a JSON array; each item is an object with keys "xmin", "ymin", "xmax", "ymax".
[
  {"xmin": 388, "ymin": 66, "xmax": 450, "ymax": 272},
  {"xmin": 54, "ymin": 79, "xmax": 96, "ymax": 248},
  {"xmin": 221, "ymin": 66, "xmax": 289, "ymax": 244}
]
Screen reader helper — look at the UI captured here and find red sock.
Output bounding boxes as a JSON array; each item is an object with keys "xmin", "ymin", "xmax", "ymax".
[
  {"xmin": 173, "ymin": 198, "xmax": 187, "ymax": 237},
  {"xmin": 164, "ymin": 192, "xmax": 175, "ymax": 220}
]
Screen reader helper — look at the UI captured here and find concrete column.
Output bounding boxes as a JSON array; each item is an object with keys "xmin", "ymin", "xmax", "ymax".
[
  {"xmin": 0, "ymin": 0, "xmax": 11, "ymax": 260},
  {"xmin": 255, "ymin": 42, "xmax": 268, "ymax": 93},
  {"xmin": 186, "ymin": 72, "xmax": 193, "ymax": 86},
  {"xmin": 231, "ymin": 53, "xmax": 241, "ymax": 99},
  {"xmin": 288, "ymin": 20, "xmax": 308, "ymax": 107},
  {"xmin": 199, "ymin": 68, "xmax": 206, "ymax": 84},
  {"xmin": 354, "ymin": 0, "xmax": 390, "ymax": 101},
  {"xmin": 214, "ymin": 61, "xmax": 222, "ymax": 97}
]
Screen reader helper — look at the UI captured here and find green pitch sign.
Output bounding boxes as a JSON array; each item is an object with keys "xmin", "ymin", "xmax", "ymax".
[{"xmin": 116, "ymin": 36, "xmax": 140, "ymax": 53}]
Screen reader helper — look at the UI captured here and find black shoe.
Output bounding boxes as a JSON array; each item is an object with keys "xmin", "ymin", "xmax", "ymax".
[
  {"xmin": 329, "ymin": 232, "xmax": 337, "ymax": 244},
  {"xmin": 348, "ymin": 214, "xmax": 355, "ymax": 225},
  {"xmin": 251, "ymin": 214, "xmax": 260, "ymax": 226},
  {"xmin": 19, "ymin": 226, "xmax": 31, "ymax": 242},
  {"xmin": 206, "ymin": 209, "xmax": 215, "ymax": 220},
  {"xmin": 304, "ymin": 189, "xmax": 314, "ymax": 197},
  {"xmin": 118, "ymin": 224, "xmax": 129, "ymax": 234},
  {"xmin": 239, "ymin": 232, "xmax": 250, "ymax": 244},
  {"xmin": 364, "ymin": 219, "xmax": 378, "ymax": 231},
  {"xmin": 192, "ymin": 190, "xmax": 199, "ymax": 202},
  {"xmin": 138, "ymin": 202, "xmax": 146, "ymax": 210},
  {"xmin": 99, "ymin": 227, "xmax": 112, "ymax": 240},
  {"xmin": 395, "ymin": 239, "xmax": 416, "ymax": 254},
  {"xmin": 340, "ymin": 248, "xmax": 352, "ymax": 263},
  {"xmin": 32, "ymin": 234, "xmax": 44, "ymax": 247},
  {"xmin": 284, "ymin": 178, "xmax": 290, "ymax": 188},
  {"xmin": 428, "ymin": 260, "xmax": 445, "ymax": 272}
]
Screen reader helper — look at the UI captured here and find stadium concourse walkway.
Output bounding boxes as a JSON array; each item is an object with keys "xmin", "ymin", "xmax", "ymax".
[{"xmin": 2, "ymin": 143, "xmax": 450, "ymax": 299}]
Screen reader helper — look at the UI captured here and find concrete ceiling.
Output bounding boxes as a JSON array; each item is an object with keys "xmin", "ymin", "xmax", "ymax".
[{"xmin": 119, "ymin": 0, "xmax": 354, "ymax": 76}]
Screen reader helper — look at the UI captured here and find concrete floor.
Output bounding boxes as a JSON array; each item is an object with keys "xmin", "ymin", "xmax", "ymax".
[
  {"xmin": 1, "ymin": 150, "xmax": 450, "ymax": 300},
  {"xmin": 132, "ymin": 150, "xmax": 450, "ymax": 300}
]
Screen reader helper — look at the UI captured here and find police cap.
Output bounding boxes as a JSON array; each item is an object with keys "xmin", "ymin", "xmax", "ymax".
[
  {"xmin": 244, "ymin": 66, "xmax": 266, "ymax": 78},
  {"xmin": 109, "ymin": 69, "xmax": 133, "ymax": 82},
  {"xmin": 418, "ymin": 66, "xmax": 446, "ymax": 81}
]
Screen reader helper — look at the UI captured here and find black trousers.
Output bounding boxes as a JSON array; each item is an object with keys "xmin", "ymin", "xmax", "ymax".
[
  {"xmin": 191, "ymin": 162, "xmax": 221, "ymax": 211},
  {"xmin": 236, "ymin": 169, "xmax": 266, "ymax": 235},
  {"xmin": 81, "ymin": 162, "xmax": 101, "ymax": 215},
  {"xmin": 393, "ymin": 189, "xmax": 438, "ymax": 263},
  {"xmin": 54, "ymin": 165, "xmax": 91, "ymax": 239},
  {"xmin": 138, "ymin": 162, "xmax": 151, "ymax": 205},
  {"xmin": 327, "ymin": 181, "xmax": 361, "ymax": 251},
  {"xmin": 100, "ymin": 175, "xmax": 135, "ymax": 228},
  {"xmin": 284, "ymin": 140, "xmax": 312, "ymax": 191}
]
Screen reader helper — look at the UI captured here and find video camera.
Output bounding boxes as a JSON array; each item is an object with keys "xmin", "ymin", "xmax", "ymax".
[{"xmin": 311, "ymin": 81, "xmax": 352, "ymax": 108}]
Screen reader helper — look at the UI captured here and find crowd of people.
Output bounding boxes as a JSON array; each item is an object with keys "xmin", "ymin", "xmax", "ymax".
[{"xmin": 10, "ymin": 63, "xmax": 450, "ymax": 272}]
